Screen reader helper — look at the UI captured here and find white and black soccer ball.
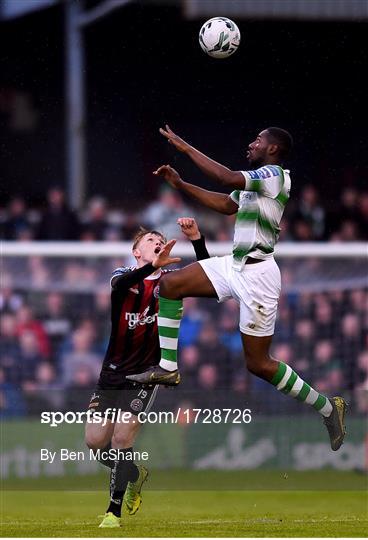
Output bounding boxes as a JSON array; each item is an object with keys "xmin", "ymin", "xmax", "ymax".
[{"xmin": 199, "ymin": 17, "xmax": 241, "ymax": 59}]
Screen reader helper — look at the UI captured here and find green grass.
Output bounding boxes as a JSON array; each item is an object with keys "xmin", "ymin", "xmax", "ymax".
[{"xmin": 1, "ymin": 471, "xmax": 367, "ymax": 537}]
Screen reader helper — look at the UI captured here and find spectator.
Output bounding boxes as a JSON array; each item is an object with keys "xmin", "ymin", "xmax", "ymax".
[
  {"xmin": 60, "ymin": 328, "xmax": 101, "ymax": 385},
  {"xmin": 294, "ymin": 318, "xmax": 315, "ymax": 370},
  {"xmin": 196, "ymin": 322, "xmax": 232, "ymax": 387},
  {"xmin": 143, "ymin": 185, "xmax": 194, "ymax": 238},
  {"xmin": 293, "ymin": 219, "xmax": 313, "ymax": 241},
  {"xmin": 0, "ymin": 313, "xmax": 19, "ymax": 358},
  {"xmin": 180, "ymin": 345, "xmax": 200, "ymax": 388},
  {"xmin": 93, "ymin": 289, "xmax": 111, "ymax": 346},
  {"xmin": 272, "ymin": 343, "xmax": 293, "ymax": 367},
  {"xmin": 180, "ymin": 297, "xmax": 206, "ymax": 347},
  {"xmin": 40, "ymin": 293, "xmax": 72, "ymax": 357},
  {"xmin": 0, "ymin": 274, "xmax": 24, "ymax": 313},
  {"xmin": 340, "ymin": 313, "xmax": 363, "ymax": 391},
  {"xmin": 327, "ymin": 186, "xmax": 358, "ymax": 237},
  {"xmin": 293, "ymin": 185, "xmax": 325, "ymax": 239},
  {"xmin": 64, "ymin": 364, "xmax": 96, "ymax": 412},
  {"xmin": 314, "ymin": 297, "xmax": 334, "ymax": 339},
  {"xmin": 274, "ymin": 301, "xmax": 293, "ymax": 343},
  {"xmin": 197, "ymin": 363, "xmax": 218, "ymax": 391},
  {"xmin": 37, "ymin": 186, "xmax": 79, "ymax": 240},
  {"xmin": 16, "ymin": 331, "xmax": 44, "ymax": 387},
  {"xmin": 354, "ymin": 351, "xmax": 368, "ymax": 413},
  {"xmin": 23, "ymin": 361, "xmax": 61, "ymax": 414},
  {"xmin": 0, "ymin": 368, "xmax": 26, "ymax": 418},
  {"xmin": 28, "ymin": 256, "xmax": 50, "ymax": 287},
  {"xmin": 2, "ymin": 196, "xmax": 32, "ymax": 240},
  {"xmin": 357, "ymin": 192, "xmax": 368, "ymax": 239},
  {"xmin": 15, "ymin": 305, "xmax": 50, "ymax": 358},
  {"xmin": 121, "ymin": 211, "xmax": 141, "ymax": 239},
  {"xmin": 219, "ymin": 309, "xmax": 242, "ymax": 355},
  {"xmin": 81, "ymin": 196, "xmax": 109, "ymax": 240},
  {"xmin": 313, "ymin": 340, "xmax": 343, "ymax": 394},
  {"xmin": 337, "ymin": 220, "xmax": 360, "ymax": 242}
]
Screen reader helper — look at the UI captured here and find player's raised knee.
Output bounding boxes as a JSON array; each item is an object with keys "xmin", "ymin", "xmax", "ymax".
[
  {"xmin": 111, "ymin": 432, "xmax": 134, "ymax": 449},
  {"xmin": 85, "ymin": 429, "xmax": 109, "ymax": 451},
  {"xmin": 159, "ymin": 271, "xmax": 184, "ymax": 299},
  {"xmin": 245, "ymin": 353, "xmax": 273, "ymax": 379}
]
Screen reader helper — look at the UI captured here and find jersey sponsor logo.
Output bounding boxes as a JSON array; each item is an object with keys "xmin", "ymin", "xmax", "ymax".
[
  {"xmin": 266, "ymin": 165, "xmax": 281, "ymax": 176},
  {"xmin": 130, "ymin": 398, "xmax": 144, "ymax": 412},
  {"xmin": 248, "ymin": 169, "xmax": 262, "ymax": 179},
  {"xmin": 125, "ymin": 306, "xmax": 157, "ymax": 329},
  {"xmin": 248, "ymin": 166, "xmax": 280, "ymax": 180}
]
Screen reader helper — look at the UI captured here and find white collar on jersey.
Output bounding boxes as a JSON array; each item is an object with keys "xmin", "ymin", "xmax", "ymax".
[{"xmin": 145, "ymin": 269, "xmax": 162, "ymax": 280}]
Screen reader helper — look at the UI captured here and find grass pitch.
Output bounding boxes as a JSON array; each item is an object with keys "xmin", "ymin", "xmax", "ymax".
[{"xmin": 1, "ymin": 470, "xmax": 367, "ymax": 537}]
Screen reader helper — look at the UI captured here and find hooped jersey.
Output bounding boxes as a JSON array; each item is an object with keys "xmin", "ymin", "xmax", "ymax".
[{"xmin": 230, "ymin": 165, "xmax": 291, "ymax": 270}]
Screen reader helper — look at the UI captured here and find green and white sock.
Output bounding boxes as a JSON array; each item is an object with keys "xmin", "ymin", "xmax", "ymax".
[
  {"xmin": 271, "ymin": 362, "xmax": 332, "ymax": 417},
  {"xmin": 158, "ymin": 296, "xmax": 183, "ymax": 371}
]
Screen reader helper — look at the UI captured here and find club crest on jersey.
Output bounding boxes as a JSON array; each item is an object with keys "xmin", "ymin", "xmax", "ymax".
[
  {"xmin": 153, "ymin": 285, "xmax": 160, "ymax": 298},
  {"xmin": 130, "ymin": 398, "xmax": 144, "ymax": 412},
  {"xmin": 125, "ymin": 306, "xmax": 158, "ymax": 329}
]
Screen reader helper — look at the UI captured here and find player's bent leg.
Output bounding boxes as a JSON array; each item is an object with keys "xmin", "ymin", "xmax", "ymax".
[
  {"xmin": 241, "ymin": 332, "xmax": 347, "ymax": 451},
  {"xmin": 104, "ymin": 422, "xmax": 143, "ymax": 520},
  {"xmin": 241, "ymin": 334, "xmax": 277, "ymax": 381},
  {"xmin": 85, "ymin": 421, "xmax": 114, "ymax": 452},
  {"xmin": 113, "ymin": 418, "xmax": 148, "ymax": 515},
  {"xmin": 86, "ymin": 387, "xmax": 117, "ymax": 467},
  {"xmin": 159, "ymin": 262, "xmax": 218, "ymax": 299},
  {"xmin": 127, "ymin": 263, "xmax": 217, "ymax": 385}
]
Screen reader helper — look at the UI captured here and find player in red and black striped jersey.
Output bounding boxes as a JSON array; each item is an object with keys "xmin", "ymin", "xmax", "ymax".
[{"xmin": 85, "ymin": 218, "xmax": 209, "ymax": 528}]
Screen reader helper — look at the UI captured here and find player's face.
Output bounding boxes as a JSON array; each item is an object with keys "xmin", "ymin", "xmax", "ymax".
[
  {"xmin": 246, "ymin": 130, "xmax": 269, "ymax": 167},
  {"xmin": 133, "ymin": 233, "xmax": 165, "ymax": 265}
]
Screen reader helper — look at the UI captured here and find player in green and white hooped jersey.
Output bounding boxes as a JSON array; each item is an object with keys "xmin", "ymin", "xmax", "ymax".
[{"xmin": 127, "ymin": 125, "xmax": 347, "ymax": 451}]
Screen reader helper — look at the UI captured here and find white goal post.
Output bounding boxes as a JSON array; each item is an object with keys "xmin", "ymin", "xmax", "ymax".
[{"xmin": 2, "ymin": 241, "xmax": 367, "ymax": 258}]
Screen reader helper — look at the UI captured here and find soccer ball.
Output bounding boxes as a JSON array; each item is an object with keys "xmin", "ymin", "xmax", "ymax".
[{"xmin": 199, "ymin": 17, "xmax": 241, "ymax": 59}]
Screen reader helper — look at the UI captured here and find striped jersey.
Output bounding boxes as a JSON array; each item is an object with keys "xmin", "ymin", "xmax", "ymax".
[
  {"xmin": 98, "ymin": 267, "xmax": 167, "ymax": 387},
  {"xmin": 98, "ymin": 236, "xmax": 210, "ymax": 388},
  {"xmin": 230, "ymin": 165, "xmax": 291, "ymax": 270}
]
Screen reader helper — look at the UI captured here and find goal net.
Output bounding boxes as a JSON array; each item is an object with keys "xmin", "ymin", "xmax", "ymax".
[{"xmin": 1, "ymin": 241, "xmax": 367, "ymax": 478}]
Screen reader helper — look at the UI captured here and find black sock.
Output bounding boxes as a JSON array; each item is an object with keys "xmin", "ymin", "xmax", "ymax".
[{"xmin": 106, "ymin": 447, "xmax": 139, "ymax": 517}]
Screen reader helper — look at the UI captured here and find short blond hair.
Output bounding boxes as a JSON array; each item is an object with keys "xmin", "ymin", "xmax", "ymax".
[{"xmin": 132, "ymin": 227, "xmax": 166, "ymax": 250}]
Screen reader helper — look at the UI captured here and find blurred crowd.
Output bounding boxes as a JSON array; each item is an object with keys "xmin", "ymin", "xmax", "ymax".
[
  {"xmin": 1, "ymin": 182, "xmax": 367, "ymax": 419},
  {"xmin": 1, "ymin": 182, "xmax": 368, "ymax": 242},
  {"xmin": 1, "ymin": 260, "xmax": 367, "ymax": 416}
]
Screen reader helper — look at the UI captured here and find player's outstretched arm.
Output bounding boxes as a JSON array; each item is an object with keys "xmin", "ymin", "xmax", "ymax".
[
  {"xmin": 177, "ymin": 217, "xmax": 210, "ymax": 260},
  {"xmin": 154, "ymin": 165, "xmax": 237, "ymax": 215},
  {"xmin": 152, "ymin": 239, "xmax": 181, "ymax": 269},
  {"xmin": 159, "ymin": 124, "xmax": 244, "ymax": 189}
]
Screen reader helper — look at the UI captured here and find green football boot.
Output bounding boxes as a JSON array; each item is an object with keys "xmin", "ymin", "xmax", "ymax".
[
  {"xmin": 123, "ymin": 465, "xmax": 149, "ymax": 515},
  {"xmin": 98, "ymin": 512, "xmax": 121, "ymax": 528}
]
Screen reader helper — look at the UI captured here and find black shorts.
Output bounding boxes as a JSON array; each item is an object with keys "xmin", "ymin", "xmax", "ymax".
[{"xmin": 88, "ymin": 382, "xmax": 159, "ymax": 418}]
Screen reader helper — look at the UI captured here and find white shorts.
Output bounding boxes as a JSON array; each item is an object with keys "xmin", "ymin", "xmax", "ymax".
[{"xmin": 198, "ymin": 255, "xmax": 281, "ymax": 337}]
